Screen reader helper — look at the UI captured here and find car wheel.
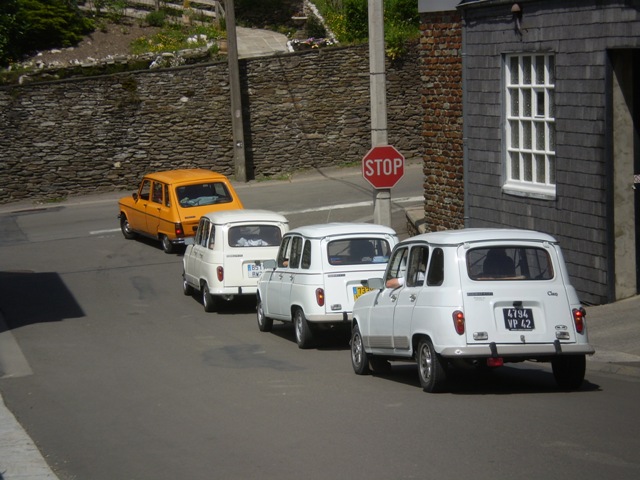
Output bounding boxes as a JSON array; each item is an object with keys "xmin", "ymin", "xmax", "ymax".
[
  {"xmin": 350, "ymin": 324, "xmax": 370, "ymax": 375},
  {"xmin": 293, "ymin": 308, "xmax": 313, "ymax": 349},
  {"xmin": 120, "ymin": 215, "xmax": 136, "ymax": 239},
  {"xmin": 202, "ymin": 283, "xmax": 217, "ymax": 313},
  {"xmin": 256, "ymin": 297, "xmax": 273, "ymax": 332},
  {"xmin": 552, "ymin": 355, "xmax": 586, "ymax": 390},
  {"xmin": 417, "ymin": 338, "xmax": 446, "ymax": 393},
  {"xmin": 182, "ymin": 270, "xmax": 194, "ymax": 296},
  {"xmin": 161, "ymin": 235, "xmax": 174, "ymax": 254}
]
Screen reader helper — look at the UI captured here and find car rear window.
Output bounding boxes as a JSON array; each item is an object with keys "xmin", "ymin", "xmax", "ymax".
[
  {"xmin": 467, "ymin": 246, "xmax": 554, "ymax": 281},
  {"xmin": 228, "ymin": 225, "xmax": 282, "ymax": 247},
  {"xmin": 176, "ymin": 182, "xmax": 233, "ymax": 207},
  {"xmin": 327, "ymin": 238, "xmax": 392, "ymax": 265}
]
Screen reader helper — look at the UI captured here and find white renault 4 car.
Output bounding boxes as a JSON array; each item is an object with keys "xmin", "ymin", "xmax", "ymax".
[
  {"xmin": 256, "ymin": 223, "xmax": 398, "ymax": 348},
  {"xmin": 183, "ymin": 209, "xmax": 289, "ymax": 312},
  {"xmin": 350, "ymin": 228, "xmax": 595, "ymax": 392}
]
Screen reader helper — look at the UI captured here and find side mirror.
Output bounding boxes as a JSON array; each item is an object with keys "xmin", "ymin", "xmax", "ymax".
[
  {"xmin": 364, "ymin": 277, "xmax": 385, "ymax": 290},
  {"xmin": 184, "ymin": 237, "xmax": 195, "ymax": 246},
  {"xmin": 263, "ymin": 259, "xmax": 277, "ymax": 270},
  {"xmin": 132, "ymin": 192, "xmax": 138, "ymax": 201}
]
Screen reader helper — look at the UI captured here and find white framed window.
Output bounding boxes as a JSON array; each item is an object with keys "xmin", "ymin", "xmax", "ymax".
[{"xmin": 504, "ymin": 53, "xmax": 556, "ymax": 198}]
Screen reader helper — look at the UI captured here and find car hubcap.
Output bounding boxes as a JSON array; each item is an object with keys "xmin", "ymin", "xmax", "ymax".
[
  {"xmin": 352, "ymin": 333, "xmax": 363, "ymax": 367},
  {"xmin": 420, "ymin": 345, "xmax": 432, "ymax": 381}
]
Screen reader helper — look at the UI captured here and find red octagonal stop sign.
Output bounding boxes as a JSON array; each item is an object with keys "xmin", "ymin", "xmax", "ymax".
[{"xmin": 362, "ymin": 145, "xmax": 405, "ymax": 189}]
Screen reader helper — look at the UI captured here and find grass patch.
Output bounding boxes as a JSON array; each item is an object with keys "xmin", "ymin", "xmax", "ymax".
[{"xmin": 130, "ymin": 24, "xmax": 224, "ymax": 55}]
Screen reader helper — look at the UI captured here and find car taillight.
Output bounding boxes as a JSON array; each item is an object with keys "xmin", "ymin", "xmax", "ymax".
[
  {"xmin": 175, "ymin": 223, "xmax": 184, "ymax": 237},
  {"xmin": 452, "ymin": 310, "xmax": 465, "ymax": 335},
  {"xmin": 316, "ymin": 288, "xmax": 325, "ymax": 307},
  {"xmin": 217, "ymin": 266, "xmax": 224, "ymax": 282},
  {"xmin": 572, "ymin": 307, "xmax": 586, "ymax": 334}
]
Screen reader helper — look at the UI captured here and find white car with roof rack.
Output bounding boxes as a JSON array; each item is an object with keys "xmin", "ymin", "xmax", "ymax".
[
  {"xmin": 256, "ymin": 223, "xmax": 398, "ymax": 348},
  {"xmin": 183, "ymin": 209, "xmax": 289, "ymax": 312},
  {"xmin": 350, "ymin": 228, "xmax": 595, "ymax": 392}
]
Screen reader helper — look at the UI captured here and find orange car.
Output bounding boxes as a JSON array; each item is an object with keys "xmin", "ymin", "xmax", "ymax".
[{"xmin": 118, "ymin": 169, "xmax": 244, "ymax": 253}]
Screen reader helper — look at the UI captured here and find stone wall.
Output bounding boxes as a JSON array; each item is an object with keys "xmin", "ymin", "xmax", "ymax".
[
  {"xmin": 0, "ymin": 44, "xmax": 423, "ymax": 204},
  {"xmin": 418, "ymin": 10, "xmax": 464, "ymax": 231}
]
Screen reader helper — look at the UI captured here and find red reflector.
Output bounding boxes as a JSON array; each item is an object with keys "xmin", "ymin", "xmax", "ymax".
[
  {"xmin": 175, "ymin": 223, "xmax": 184, "ymax": 237},
  {"xmin": 452, "ymin": 310, "xmax": 465, "ymax": 335},
  {"xmin": 572, "ymin": 307, "xmax": 586, "ymax": 334},
  {"xmin": 487, "ymin": 357, "xmax": 504, "ymax": 368},
  {"xmin": 316, "ymin": 288, "xmax": 325, "ymax": 307},
  {"xmin": 217, "ymin": 266, "xmax": 224, "ymax": 282}
]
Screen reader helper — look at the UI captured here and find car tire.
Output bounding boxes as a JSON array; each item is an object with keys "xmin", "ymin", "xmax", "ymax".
[
  {"xmin": 256, "ymin": 297, "xmax": 273, "ymax": 332},
  {"xmin": 293, "ymin": 308, "xmax": 313, "ymax": 349},
  {"xmin": 161, "ymin": 235, "xmax": 174, "ymax": 254},
  {"xmin": 417, "ymin": 338, "xmax": 446, "ymax": 393},
  {"xmin": 182, "ymin": 271, "xmax": 194, "ymax": 296},
  {"xmin": 120, "ymin": 215, "xmax": 136, "ymax": 240},
  {"xmin": 350, "ymin": 324, "xmax": 370, "ymax": 375},
  {"xmin": 202, "ymin": 283, "xmax": 217, "ymax": 313},
  {"xmin": 552, "ymin": 355, "xmax": 586, "ymax": 390}
]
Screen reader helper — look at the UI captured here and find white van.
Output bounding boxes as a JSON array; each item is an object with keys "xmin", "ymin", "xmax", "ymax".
[
  {"xmin": 183, "ymin": 210, "xmax": 289, "ymax": 312},
  {"xmin": 351, "ymin": 229, "xmax": 595, "ymax": 392},
  {"xmin": 256, "ymin": 223, "xmax": 398, "ymax": 348}
]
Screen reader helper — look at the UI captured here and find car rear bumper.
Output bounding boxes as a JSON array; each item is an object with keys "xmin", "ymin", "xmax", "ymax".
[
  {"xmin": 439, "ymin": 342, "xmax": 595, "ymax": 358},
  {"xmin": 210, "ymin": 286, "xmax": 258, "ymax": 295},
  {"xmin": 307, "ymin": 312, "xmax": 352, "ymax": 323}
]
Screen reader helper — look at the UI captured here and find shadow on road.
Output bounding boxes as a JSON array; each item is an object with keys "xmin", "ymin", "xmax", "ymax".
[{"xmin": 0, "ymin": 271, "xmax": 84, "ymax": 332}]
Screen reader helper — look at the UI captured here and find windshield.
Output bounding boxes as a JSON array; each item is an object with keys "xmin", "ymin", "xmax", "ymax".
[
  {"xmin": 467, "ymin": 246, "xmax": 554, "ymax": 281},
  {"xmin": 176, "ymin": 182, "xmax": 233, "ymax": 208},
  {"xmin": 327, "ymin": 238, "xmax": 392, "ymax": 265},
  {"xmin": 228, "ymin": 225, "xmax": 282, "ymax": 247}
]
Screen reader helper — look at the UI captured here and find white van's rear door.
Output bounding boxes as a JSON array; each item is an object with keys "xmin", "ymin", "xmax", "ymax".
[{"xmin": 460, "ymin": 243, "xmax": 577, "ymax": 346}]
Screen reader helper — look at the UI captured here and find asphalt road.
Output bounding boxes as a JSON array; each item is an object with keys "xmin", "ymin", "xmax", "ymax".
[{"xmin": 1, "ymin": 163, "xmax": 640, "ymax": 480}]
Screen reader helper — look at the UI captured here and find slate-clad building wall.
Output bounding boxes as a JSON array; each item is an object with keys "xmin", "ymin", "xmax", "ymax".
[{"xmin": 459, "ymin": 0, "xmax": 640, "ymax": 304}]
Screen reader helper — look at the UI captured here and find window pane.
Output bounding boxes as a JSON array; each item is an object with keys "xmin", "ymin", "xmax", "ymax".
[
  {"xmin": 523, "ymin": 89, "xmax": 532, "ymax": 117},
  {"xmin": 523, "ymin": 121, "xmax": 531, "ymax": 149},
  {"xmin": 510, "ymin": 89, "xmax": 519, "ymax": 116},
  {"xmin": 523, "ymin": 153, "xmax": 532, "ymax": 181},
  {"xmin": 510, "ymin": 120, "xmax": 519, "ymax": 148},
  {"xmin": 536, "ymin": 56, "xmax": 545, "ymax": 84},
  {"xmin": 535, "ymin": 122, "xmax": 545, "ymax": 150},
  {"xmin": 548, "ymin": 123, "xmax": 556, "ymax": 150},
  {"xmin": 548, "ymin": 156, "xmax": 556, "ymax": 184},
  {"xmin": 510, "ymin": 152, "xmax": 520, "ymax": 180},
  {"xmin": 548, "ymin": 56, "xmax": 555, "ymax": 84},
  {"xmin": 548, "ymin": 90, "xmax": 555, "ymax": 117},
  {"xmin": 523, "ymin": 56, "xmax": 531, "ymax": 84},
  {"xmin": 510, "ymin": 56, "xmax": 519, "ymax": 85},
  {"xmin": 535, "ymin": 154, "xmax": 545, "ymax": 183},
  {"xmin": 536, "ymin": 90, "xmax": 545, "ymax": 116}
]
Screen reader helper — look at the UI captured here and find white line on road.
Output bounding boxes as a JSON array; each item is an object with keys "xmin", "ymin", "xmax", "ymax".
[{"xmin": 90, "ymin": 196, "xmax": 423, "ymax": 235}]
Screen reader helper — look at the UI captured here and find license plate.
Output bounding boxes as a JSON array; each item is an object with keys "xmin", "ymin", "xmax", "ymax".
[
  {"xmin": 353, "ymin": 285, "xmax": 372, "ymax": 300},
  {"xmin": 247, "ymin": 263, "xmax": 263, "ymax": 278},
  {"xmin": 503, "ymin": 308, "xmax": 535, "ymax": 330}
]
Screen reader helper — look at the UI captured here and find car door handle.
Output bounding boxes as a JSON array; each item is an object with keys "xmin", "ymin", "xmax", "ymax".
[
  {"xmin": 390, "ymin": 294, "xmax": 397, "ymax": 301},
  {"xmin": 409, "ymin": 294, "xmax": 416, "ymax": 302},
  {"xmin": 278, "ymin": 273, "xmax": 283, "ymax": 279}
]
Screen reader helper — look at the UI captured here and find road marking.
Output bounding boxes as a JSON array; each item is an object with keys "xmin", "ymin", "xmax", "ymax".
[{"xmin": 90, "ymin": 196, "xmax": 423, "ymax": 235}]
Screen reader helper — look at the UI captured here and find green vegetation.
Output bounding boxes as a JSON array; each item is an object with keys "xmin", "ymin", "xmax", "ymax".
[
  {"xmin": 313, "ymin": 0, "xmax": 420, "ymax": 59},
  {"xmin": 0, "ymin": 0, "xmax": 419, "ymax": 69},
  {"xmin": 1, "ymin": 0, "xmax": 94, "ymax": 67},
  {"xmin": 131, "ymin": 23, "xmax": 223, "ymax": 55}
]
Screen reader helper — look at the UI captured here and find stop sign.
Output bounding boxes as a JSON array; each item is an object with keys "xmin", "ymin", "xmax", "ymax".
[{"xmin": 362, "ymin": 145, "xmax": 405, "ymax": 189}]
